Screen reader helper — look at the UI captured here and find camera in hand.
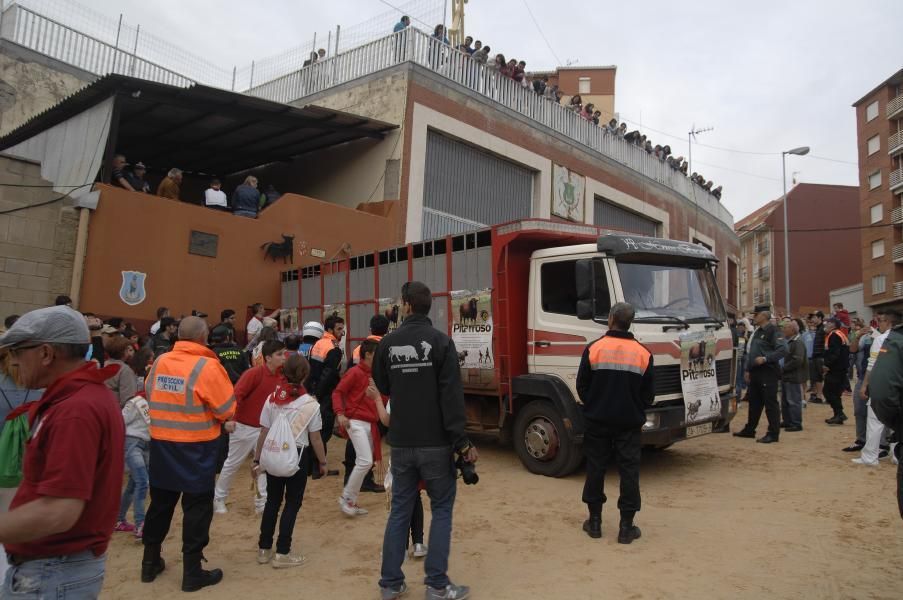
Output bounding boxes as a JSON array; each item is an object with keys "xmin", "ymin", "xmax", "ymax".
[{"xmin": 455, "ymin": 454, "xmax": 479, "ymax": 485}]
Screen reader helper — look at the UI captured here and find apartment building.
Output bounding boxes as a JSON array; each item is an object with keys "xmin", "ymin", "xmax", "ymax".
[
  {"xmin": 735, "ymin": 184, "xmax": 859, "ymax": 316},
  {"xmin": 853, "ymin": 68, "xmax": 903, "ymax": 308},
  {"xmin": 527, "ymin": 65, "xmax": 617, "ymax": 122}
]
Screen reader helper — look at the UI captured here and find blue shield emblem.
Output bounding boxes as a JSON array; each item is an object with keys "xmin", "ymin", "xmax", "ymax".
[{"xmin": 119, "ymin": 271, "xmax": 147, "ymax": 306}]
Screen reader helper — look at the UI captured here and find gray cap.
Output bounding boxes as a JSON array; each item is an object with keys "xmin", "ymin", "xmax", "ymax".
[{"xmin": 0, "ymin": 305, "xmax": 91, "ymax": 348}]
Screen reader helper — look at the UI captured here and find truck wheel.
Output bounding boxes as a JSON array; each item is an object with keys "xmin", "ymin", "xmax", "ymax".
[{"xmin": 513, "ymin": 400, "xmax": 582, "ymax": 477}]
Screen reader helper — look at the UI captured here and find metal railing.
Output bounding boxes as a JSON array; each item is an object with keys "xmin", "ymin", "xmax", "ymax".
[
  {"xmin": 894, "ymin": 281, "xmax": 903, "ymax": 298},
  {"xmin": 1, "ymin": 4, "xmax": 194, "ymax": 87},
  {"xmin": 248, "ymin": 29, "xmax": 730, "ymax": 224},
  {"xmin": 889, "ymin": 130, "xmax": 903, "ymax": 156},
  {"xmin": 757, "ymin": 266, "xmax": 770, "ymax": 280},
  {"xmin": 892, "ymin": 205, "xmax": 903, "ymax": 226},
  {"xmin": 891, "ymin": 167, "xmax": 903, "ymax": 192},
  {"xmin": 888, "ymin": 93, "xmax": 903, "ymax": 120},
  {"xmin": 755, "ymin": 241, "xmax": 769, "ymax": 254},
  {"xmin": 894, "ymin": 243, "xmax": 903, "ymax": 264}
]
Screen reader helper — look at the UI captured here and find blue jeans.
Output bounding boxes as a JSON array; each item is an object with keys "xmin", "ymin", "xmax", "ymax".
[
  {"xmin": 2, "ymin": 551, "xmax": 105, "ymax": 598},
  {"xmin": 780, "ymin": 380, "xmax": 803, "ymax": 428},
  {"xmin": 380, "ymin": 446, "xmax": 457, "ymax": 591},
  {"xmin": 233, "ymin": 210, "xmax": 257, "ymax": 218},
  {"xmin": 118, "ymin": 437, "xmax": 150, "ymax": 524}
]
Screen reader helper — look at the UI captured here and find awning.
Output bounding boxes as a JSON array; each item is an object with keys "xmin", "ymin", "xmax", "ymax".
[{"xmin": 0, "ymin": 74, "xmax": 397, "ymax": 177}]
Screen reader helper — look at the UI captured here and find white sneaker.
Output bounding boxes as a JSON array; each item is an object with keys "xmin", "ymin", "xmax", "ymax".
[
  {"xmin": 338, "ymin": 496, "xmax": 368, "ymax": 516},
  {"xmin": 255, "ymin": 505, "xmax": 265, "ymax": 515},
  {"xmin": 213, "ymin": 499, "xmax": 228, "ymax": 514},
  {"xmin": 272, "ymin": 553, "xmax": 307, "ymax": 569},
  {"xmin": 412, "ymin": 543, "xmax": 428, "ymax": 558},
  {"xmin": 257, "ymin": 549, "xmax": 273, "ymax": 564},
  {"xmin": 851, "ymin": 458, "xmax": 879, "ymax": 466}
]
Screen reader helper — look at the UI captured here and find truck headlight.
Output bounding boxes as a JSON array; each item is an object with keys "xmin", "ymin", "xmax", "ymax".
[{"xmin": 643, "ymin": 412, "xmax": 660, "ymax": 431}]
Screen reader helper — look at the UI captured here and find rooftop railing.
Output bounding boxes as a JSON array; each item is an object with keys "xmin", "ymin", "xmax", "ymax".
[{"xmin": 247, "ymin": 29, "xmax": 731, "ymax": 225}]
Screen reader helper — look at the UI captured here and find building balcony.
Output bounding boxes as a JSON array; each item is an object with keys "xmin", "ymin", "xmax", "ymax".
[
  {"xmin": 892, "ymin": 205, "xmax": 903, "ymax": 226},
  {"xmin": 889, "ymin": 93, "xmax": 903, "ymax": 121},
  {"xmin": 890, "ymin": 130, "xmax": 903, "ymax": 157},
  {"xmin": 755, "ymin": 241, "xmax": 770, "ymax": 254},
  {"xmin": 895, "ymin": 281, "xmax": 903, "ymax": 299},
  {"xmin": 892, "ymin": 167, "xmax": 903, "ymax": 194},
  {"xmin": 894, "ymin": 243, "xmax": 903, "ymax": 264},
  {"xmin": 758, "ymin": 266, "xmax": 770, "ymax": 280}
]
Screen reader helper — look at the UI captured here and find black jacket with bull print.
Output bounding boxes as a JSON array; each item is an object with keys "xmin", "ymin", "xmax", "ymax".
[{"xmin": 372, "ymin": 313, "xmax": 470, "ymax": 451}]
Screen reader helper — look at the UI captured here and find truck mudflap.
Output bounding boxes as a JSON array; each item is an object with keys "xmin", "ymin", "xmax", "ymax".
[
  {"xmin": 512, "ymin": 374, "xmax": 585, "ymax": 443},
  {"xmin": 641, "ymin": 390, "xmax": 737, "ymax": 448}
]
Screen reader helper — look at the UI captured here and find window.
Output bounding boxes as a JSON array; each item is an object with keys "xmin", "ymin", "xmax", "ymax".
[
  {"xmin": 615, "ymin": 260, "xmax": 726, "ymax": 321},
  {"xmin": 741, "ymin": 267, "xmax": 747, "ymax": 281},
  {"xmin": 869, "ymin": 171, "xmax": 882, "ymax": 190},
  {"xmin": 870, "ymin": 203, "xmax": 883, "ymax": 224},
  {"xmin": 867, "ymin": 135, "xmax": 880, "ymax": 156},
  {"xmin": 872, "ymin": 239, "xmax": 886, "ymax": 258},
  {"xmin": 578, "ymin": 77, "xmax": 591, "ymax": 94},
  {"xmin": 540, "ymin": 259, "xmax": 611, "ymax": 316},
  {"xmin": 872, "ymin": 275, "xmax": 887, "ymax": 295},
  {"xmin": 866, "ymin": 100, "xmax": 879, "ymax": 122}
]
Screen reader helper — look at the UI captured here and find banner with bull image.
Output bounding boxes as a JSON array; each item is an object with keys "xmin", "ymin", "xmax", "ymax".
[
  {"xmin": 450, "ymin": 289, "xmax": 493, "ymax": 370},
  {"xmin": 679, "ymin": 330, "xmax": 721, "ymax": 424},
  {"xmin": 378, "ymin": 298, "xmax": 404, "ymax": 332}
]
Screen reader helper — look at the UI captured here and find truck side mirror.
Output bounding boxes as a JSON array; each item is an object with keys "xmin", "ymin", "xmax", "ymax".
[{"xmin": 575, "ymin": 259, "xmax": 595, "ymax": 320}]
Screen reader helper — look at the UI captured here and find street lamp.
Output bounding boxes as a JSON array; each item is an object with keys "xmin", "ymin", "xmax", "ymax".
[{"xmin": 782, "ymin": 146, "xmax": 810, "ymax": 315}]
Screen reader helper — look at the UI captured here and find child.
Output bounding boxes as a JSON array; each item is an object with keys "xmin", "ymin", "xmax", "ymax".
[
  {"xmin": 252, "ymin": 353, "xmax": 327, "ymax": 568},
  {"xmin": 114, "ymin": 392, "xmax": 151, "ymax": 538},
  {"xmin": 372, "ymin": 379, "xmax": 428, "ymax": 558},
  {"xmin": 333, "ymin": 339, "xmax": 386, "ymax": 517}
]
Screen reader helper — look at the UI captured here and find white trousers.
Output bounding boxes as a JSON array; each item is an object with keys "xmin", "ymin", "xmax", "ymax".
[
  {"xmin": 214, "ymin": 422, "xmax": 266, "ymax": 509},
  {"xmin": 860, "ymin": 401, "xmax": 886, "ymax": 464},
  {"xmin": 0, "ymin": 487, "xmax": 17, "ymax": 584},
  {"xmin": 342, "ymin": 419, "xmax": 374, "ymax": 505}
]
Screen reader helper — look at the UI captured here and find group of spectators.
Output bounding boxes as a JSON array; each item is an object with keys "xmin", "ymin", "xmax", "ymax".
[
  {"xmin": 111, "ymin": 154, "xmax": 282, "ymax": 218},
  {"xmin": 0, "ymin": 281, "xmax": 477, "ymax": 598},
  {"xmin": 394, "ymin": 18, "xmax": 725, "ymax": 202}
]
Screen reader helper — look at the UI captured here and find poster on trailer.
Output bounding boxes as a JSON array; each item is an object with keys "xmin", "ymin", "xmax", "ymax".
[
  {"xmin": 679, "ymin": 330, "xmax": 721, "ymax": 423},
  {"xmin": 378, "ymin": 297, "xmax": 403, "ymax": 332},
  {"xmin": 450, "ymin": 289, "xmax": 493, "ymax": 370}
]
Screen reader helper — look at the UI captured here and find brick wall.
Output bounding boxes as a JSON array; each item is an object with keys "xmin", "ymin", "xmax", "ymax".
[{"xmin": 0, "ymin": 155, "xmax": 78, "ymax": 318}]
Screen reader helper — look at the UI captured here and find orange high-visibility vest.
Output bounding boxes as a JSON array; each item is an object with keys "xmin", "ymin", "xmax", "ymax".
[
  {"xmin": 825, "ymin": 329, "xmax": 849, "ymax": 350},
  {"xmin": 352, "ymin": 334, "xmax": 383, "ymax": 364},
  {"xmin": 588, "ymin": 335, "xmax": 651, "ymax": 375},
  {"xmin": 310, "ymin": 332, "xmax": 339, "ymax": 364},
  {"xmin": 146, "ymin": 341, "xmax": 236, "ymax": 443}
]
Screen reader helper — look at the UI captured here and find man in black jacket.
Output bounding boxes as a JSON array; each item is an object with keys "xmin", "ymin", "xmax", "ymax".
[
  {"xmin": 822, "ymin": 317, "xmax": 850, "ymax": 425},
  {"xmin": 577, "ymin": 302, "xmax": 654, "ymax": 544},
  {"xmin": 734, "ymin": 305, "xmax": 788, "ymax": 443},
  {"xmin": 867, "ymin": 318, "xmax": 903, "ymax": 518},
  {"xmin": 307, "ymin": 315, "xmax": 344, "ymax": 477},
  {"xmin": 373, "ymin": 281, "xmax": 476, "ymax": 600}
]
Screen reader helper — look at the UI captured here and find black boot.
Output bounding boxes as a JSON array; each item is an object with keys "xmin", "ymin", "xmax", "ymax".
[
  {"xmin": 582, "ymin": 509, "xmax": 602, "ymax": 539},
  {"xmin": 617, "ymin": 513, "xmax": 641, "ymax": 545},
  {"xmin": 141, "ymin": 544, "xmax": 165, "ymax": 583},
  {"xmin": 181, "ymin": 553, "xmax": 223, "ymax": 592}
]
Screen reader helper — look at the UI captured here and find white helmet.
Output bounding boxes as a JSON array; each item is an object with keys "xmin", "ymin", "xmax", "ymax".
[{"xmin": 302, "ymin": 321, "xmax": 324, "ymax": 339}]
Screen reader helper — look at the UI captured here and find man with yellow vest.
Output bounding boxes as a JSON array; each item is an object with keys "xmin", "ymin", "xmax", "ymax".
[
  {"xmin": 576, "ymin": 302, "xmax": 654, "ymax": 544},
  {"xmin": 140, "ymin": 317, "xmax": 236, "ymax": 593},
  {"xmin": 822, "ymin": 316, "xmax": 850, "ymax": 425}
]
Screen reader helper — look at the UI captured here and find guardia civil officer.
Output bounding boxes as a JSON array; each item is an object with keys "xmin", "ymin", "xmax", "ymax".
[{"xmin": 734, "ymin": 304, "xmax": 788, "ymax": 443}]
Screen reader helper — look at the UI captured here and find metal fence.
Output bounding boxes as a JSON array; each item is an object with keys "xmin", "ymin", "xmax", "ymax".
[
  {"xmin": 0, "ymin": 4, "xmax": 194, "ymax": 86},
  {"xmin": 248, "ymin": 28, "xmax": 730, "ymax": 222}
]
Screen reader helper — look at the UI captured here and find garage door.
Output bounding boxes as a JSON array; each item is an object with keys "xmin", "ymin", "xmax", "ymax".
[{"xmin": 594, "ymin": 196, "xmax": 659, "ymax": 236}]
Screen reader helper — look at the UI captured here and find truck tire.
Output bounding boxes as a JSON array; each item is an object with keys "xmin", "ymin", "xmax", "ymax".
[{"xmin": 513, "ymin": 399, "xmax": 583, "ymax": 477}]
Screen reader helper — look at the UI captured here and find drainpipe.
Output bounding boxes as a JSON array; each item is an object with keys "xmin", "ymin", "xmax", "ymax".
[{"xmin": 69, "ymin": 207, "xmax": 91, "ymax": 308}]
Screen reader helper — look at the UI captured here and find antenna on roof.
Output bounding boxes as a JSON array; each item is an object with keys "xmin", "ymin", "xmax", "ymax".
[{"xmin": 687, "ymin": 124, "xmax": 714, "ymax": 176}]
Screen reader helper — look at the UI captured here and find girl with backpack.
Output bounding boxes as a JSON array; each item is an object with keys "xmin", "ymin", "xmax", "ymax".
[{"xmin": 251, "ymin": 353, "xmax": 327, "ymax": 568}]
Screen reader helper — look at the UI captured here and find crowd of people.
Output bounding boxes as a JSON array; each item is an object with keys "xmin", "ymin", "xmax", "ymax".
[
  {"xmin": 392, "ymin": 18, "xmax": 723, "ymax": 201},
  {"xmin": 111, "ymin": 154, "xmax": 282, "ymax": 218},
  {"xmin": 0, "ymin": 282, "xmax": 477, "ymax": 599},
  {"xmin": 730, "ymin": 302, "xmax": 901, "ymax": 468}
]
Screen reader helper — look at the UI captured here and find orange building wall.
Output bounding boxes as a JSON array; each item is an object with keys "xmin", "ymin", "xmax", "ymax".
[{"xmin": 80, "ymin": 185, "xmax": 397, "ymax": 335}]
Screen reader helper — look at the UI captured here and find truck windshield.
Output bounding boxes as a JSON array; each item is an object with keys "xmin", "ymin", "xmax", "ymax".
[{"xmin": 616, "ymin": 260, "xmax": 726, "ymax": 322}]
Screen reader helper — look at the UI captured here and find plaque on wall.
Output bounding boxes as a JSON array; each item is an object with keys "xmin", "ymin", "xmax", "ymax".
[{"xmin": 189, "ymin": 231, "xmax": 218, "ymax": 257}]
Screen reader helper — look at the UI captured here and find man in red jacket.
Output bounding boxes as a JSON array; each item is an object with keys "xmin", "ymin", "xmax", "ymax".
[
  {"xmin": 333, "ymin": 339, "xmax": 386, "ymax": 517},
  {"xmin": 214, "ymin": 340, "xmax": 287, "ymax": 515},
  {"xmin": 0, "ymin": 306, "xmax": 125, "ymax": 597}
]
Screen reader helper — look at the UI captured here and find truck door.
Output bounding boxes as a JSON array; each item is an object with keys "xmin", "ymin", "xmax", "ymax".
[{"xmin": 528, "ymin": 256, "xmax": 614, "ymax": 401}]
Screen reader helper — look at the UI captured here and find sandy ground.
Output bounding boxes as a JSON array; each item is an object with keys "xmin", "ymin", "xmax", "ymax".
[{"xmin": 102, "ymin": 398, "xmax": 902, "ymax": 600}]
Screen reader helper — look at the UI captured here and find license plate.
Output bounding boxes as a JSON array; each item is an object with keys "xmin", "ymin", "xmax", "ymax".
[{"xmin": 686, "ymin": 422, "xmax": 713, "ymax": 438}]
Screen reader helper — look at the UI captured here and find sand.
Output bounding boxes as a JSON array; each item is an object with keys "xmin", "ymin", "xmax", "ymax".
[{"xmin": 101, "ymin": 399, "xmax": 902, "ymax": 600}]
